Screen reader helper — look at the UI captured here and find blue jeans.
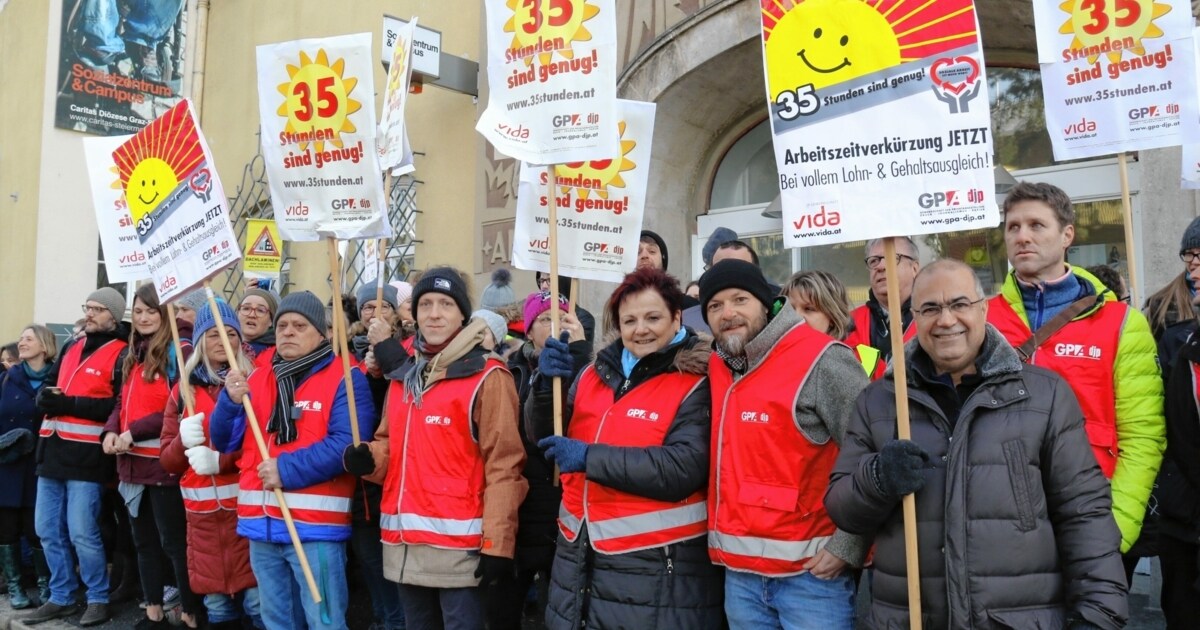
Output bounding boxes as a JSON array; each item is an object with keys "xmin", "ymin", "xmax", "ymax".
[
  {"xmin": 724, "ymin": 569, "xmax": 855, "ymax": 630},
  {"xmin": 78, "ymin": 0, "xmax": 184, "ymax": 55},
  {"xmin": 396, "ymin": 584, "xmax": 482, "ymax": 630},
  {"xmin": 350, "ymin": 525, "xmax": 406, "ymax": 629},
  {"xmin": 33, "ymin": 478, "xmax": 109, "ymax": 605},
  {"xmin": 249, "ymin": 540, "xmax": 348, "ymax": 630},
  {"xmin": 204, "ymin": 588, "xmax": 263, "ymax": 627}
]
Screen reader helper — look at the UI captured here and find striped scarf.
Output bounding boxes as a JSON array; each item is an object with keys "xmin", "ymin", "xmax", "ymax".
[{"xmin": 268, "ymin": 341, "xmax": 333, "ymax": 445}]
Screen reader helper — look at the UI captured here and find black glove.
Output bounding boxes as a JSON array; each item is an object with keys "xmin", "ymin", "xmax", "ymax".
[
  {"xmin": 342, "ymin": 443, "xmax": 376, "ymax": 477},
  {"xmin": 35, "ymin": 388, "xmax": 73, "ymax": 417},
  {"xmin": 872, "ymin": 440, "xmax": 929, "ymax": 498},
  {"xmin": 539, "ymin": 333, "xmax": 574, "ymax": 380},
  {"xmin": 474, "ymin": 553, "xmax": 515, "ymax": 586},
  {"xmin": 1066, "ymin": 618, "xmax": 1104, "ymax": 630}
]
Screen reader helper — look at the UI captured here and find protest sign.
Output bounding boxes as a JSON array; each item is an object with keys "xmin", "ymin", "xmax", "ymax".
[
  {"xmin": 84, "ymin": 134, "xmax": 149, "ymax": 282},
  {"xmin": 1034, "ymin": 0, "xmax": 1198, "ymax": 160},
  {"xmin": 379, "ymin": 18, "xmax": 417, "ymax": 175},
  {"xmin": 55, "ymin": 0, "xmax": 187, "ymax": 135},
  {"xmin": 1183, "ymin": 27, "xmax": 1200, "ymax": 189},
  {"xmin": 112, "ymin": 99, "xmax": 240, "ymax": 302},
  {"xmin": 257, "ymin": 33, "xmax": 391, "ymax": 241},
  {"xmin": 760, "ymin": 0, "xmax": 996, "ymax": 248},
  {"xmin": 476, "ymin": 0, "xmax": 619, "ymax": 164},
  {"xmin": 243, "ymin": 218, "xmax": 284, "ymax": 280},
  {"xmin": 512, "ymin": 99, "xmax": 654, "ymax": 283}
]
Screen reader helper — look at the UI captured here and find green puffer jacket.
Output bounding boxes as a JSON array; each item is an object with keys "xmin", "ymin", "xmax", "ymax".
[{"xmin": 991, "ymin": 266, "xmax": 1165, "ymax": 552}]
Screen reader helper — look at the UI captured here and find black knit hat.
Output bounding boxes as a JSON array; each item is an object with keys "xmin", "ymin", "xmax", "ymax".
[
  {"xmin": 1182, "ymin": 216, "xmax": 1200, "ymax": 254},
  {"xmin": 640, "ymin": 230, "xmax": 669, "ymax": 270},
  {"xmin": 413, "ymin": 267, "xmax": 472, "ymax": 325},
  {"xmin": 275, "ymin": 291, "xmax": 327, "ymax": 337},
  {"xmin": 698, "ymin": 259, "xmax": 775, "ymax": 325}
]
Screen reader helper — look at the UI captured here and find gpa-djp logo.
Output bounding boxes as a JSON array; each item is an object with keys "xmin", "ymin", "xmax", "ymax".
[
  {"xmin": 918, "ymin": 189, "xmax": 985, "ymax": 208},
  {"xmin": 930, "ymin": 56, "xmax": 981, "ymax": 114},
  {"xmin": 583, "ymin": 241, "xmax": 622, "ymax": 254},
  {"xmin": 1053, "ymin": 343, "xmax": 1102, "ymax": 360}
]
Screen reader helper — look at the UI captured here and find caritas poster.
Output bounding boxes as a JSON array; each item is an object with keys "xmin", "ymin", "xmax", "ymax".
[
  {"xmin": 83, "ymin": 134, "xmax": 148, "ymax": 282},
  {"xmin": 1035, "ymin": 0, "xmax": 1198, "ymax": 160},
  {"xmin": 54, "ymin": 0, "xmax": 187, "ymax": 136},
  {"xmin": 761, "ymin": 0, "xmax": 997, "ymax": 247},
  {"xmin": 112, "ymin": 100, "xmax": 240, "ymax": 302},
  {"xmin": 511, "ymin": 99, "xmax": 655, "ymax": 283},
  {"xmin": 256, "ymin": 33, "xmax": 391, "ymax": 242},
  {"xmin": 476, "ymin": 0, "xmax": 619, "ymax": 165}
]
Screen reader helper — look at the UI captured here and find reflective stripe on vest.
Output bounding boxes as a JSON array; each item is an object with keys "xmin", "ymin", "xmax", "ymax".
[
  {"xmin": 380, "ymin": 513, "xmax": 484, "ymax": 538},
  {"xmin": 181, "ymin": 483, "xmax": 240, "ymax": 513},
  {"xmin": 237, "ymin": 489, "xmax": 352, "ymax": 514},
  {"xmin": 38, "ymin": 419, "xmax": 104, "ymax": 441},
  {"xmin": 708, "ymin": 531, "xmax": 833, "ymax": 563},
  {"xmin": 40, "ymin": 339, "xmax": 124, "ymax": 444},
  {"xmin": 589, "ymin": 502, "xmax": 707, "ymax": 545},
  {"xmin": 119, "ymin": 364, "xmax": 170, "ymax": 459}
]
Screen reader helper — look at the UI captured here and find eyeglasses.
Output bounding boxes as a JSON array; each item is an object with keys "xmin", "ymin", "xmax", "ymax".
[
  {"xmin": 912, "ymin": 297, "xmax": 986, "ymax": 319},
  {"xmin": 1180, "ymin": 251, "xmax": 1200, "ymax": 265},
  {"xmin": 532, "ymin": 315, "xmax": 554, "ymax": 328},
  {"xmin": 238, "ymin": 305, "xmax": 270, "ymax": 317},
  {"xmin": 361, "ymin": 303, "xmax": 394, "ymax": 314},
  {"xmin": 81, "ymin": 304, "xmax": 108, "ymax": 315},
  {"xmin": 865, "ymin": 253, "xmax": 917, "ymax": 269}
]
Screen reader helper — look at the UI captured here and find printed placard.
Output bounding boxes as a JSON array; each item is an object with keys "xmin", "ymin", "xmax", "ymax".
[
  {"xmin": 243, "ymin": 218, "xmax": 283, "ymax": 279},
  {"xmin": 512, "ymin": 99, "xmax": 655, "ymax": 283},
  {"xmin": 112, "ymin": 100, "xmax": 240, "ymax": 302},
  {"xmin": 1035, "ymin": 0, "xmax": 1199, "ymax": 159},
  {"xmin": 476, "ymin": 0, "xmax": 619, "ymax": 165},
  {"xmin": 257, "ymin": 33, "xmax": 391, "ymax": 241},
  {"xmin": 761, "ymin": 0, "xmax": 997, "ymax": 247},
  {"xmin": 84, "ymin": 134, "xmax": 149, "ymax": 282},
  {"xmin": 379, "ymin": 18, "xmax": 416, "ymax": 175}
]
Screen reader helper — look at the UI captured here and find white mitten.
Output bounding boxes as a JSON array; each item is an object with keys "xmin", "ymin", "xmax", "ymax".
[
  {"xmin": 179, "ymin": 413, "xmax": 206, "ymax": 448},
  {"xmin": 185, "ymin": 446, "xmax": 220, "ymax": 475}
]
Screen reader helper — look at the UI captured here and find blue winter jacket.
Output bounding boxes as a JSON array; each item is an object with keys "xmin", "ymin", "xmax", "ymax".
[{"xmin": 0, "ymin": 365, "xmax": 47, "ymax": 508}]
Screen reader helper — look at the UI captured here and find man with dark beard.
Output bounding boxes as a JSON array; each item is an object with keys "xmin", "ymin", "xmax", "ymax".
[{"xmin": 699, "ymin": 260, "xmax": 869, "ymax": 628}]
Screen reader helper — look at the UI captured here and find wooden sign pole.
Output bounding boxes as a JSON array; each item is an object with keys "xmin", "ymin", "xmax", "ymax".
[
  {"xmin": 1117, "ymin": 153, "xmax": 1139, "ymax": 306},
  {"xmin": 166, "ymin": 303, "xmax": 195, "ymax": 417},
  {"xmin": 326, "ymin": 238, "xmax": 363, "ymax": 446}
]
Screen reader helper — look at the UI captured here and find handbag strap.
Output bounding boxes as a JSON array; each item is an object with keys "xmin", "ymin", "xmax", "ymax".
[{"xmin": 1015, "ymin": 294, "xmax": 1100, "ymax": 362}]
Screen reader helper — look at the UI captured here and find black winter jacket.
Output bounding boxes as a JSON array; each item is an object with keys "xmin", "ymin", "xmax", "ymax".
[
  {"xmin": 527, "ymin": 330, "xmax": 724, "ymax": 630},
  {"xmin": 36, "ymin": 325, "xmax": 129, "ymax": 483},
  {"xmin": 1160, "ymin": 330, "xmax": 1200, "ymax": 542},
  {"xmin": 826, "ymin": 326, "xmax": 1128, "ymax": 630}
]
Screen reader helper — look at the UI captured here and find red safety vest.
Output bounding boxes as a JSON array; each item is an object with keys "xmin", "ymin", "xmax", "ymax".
[
  {"xmin": 844, "ymin": 305, "xmax": 915, "ymax": 380},
  {"xmin": 988, "ymin": 296, "xmax": 1126, "ymax": 477},
  {"xmin": 558, "ymin": 367, "xmax": 707, "ymax": 554},
  {"xmin": 236, "ymin": 359, "xmax": 355, "ymax": 527},
  {"xmin": 708, "ymin": 323, "xmax": 842, "ymax": 576},
  {"xmin": 380, "ymin": 360, "xmax": 506, "ymax": 550},
  {"xmin": 118, "ymin": 362, "xmax": 169, "ymax": 458},
  {"xmin": 252, "ymin": 346, "xmax": 275, "ymax": 370},
  {"xmin": 39, "ymin": 339, "xmax": 126, "ymax": 444},
  {"xmin": 177, "ymin": 385, "xmax": 240, "ymax": 514}
]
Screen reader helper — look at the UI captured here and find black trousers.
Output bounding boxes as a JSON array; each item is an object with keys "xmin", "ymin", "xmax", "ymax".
[
  {"xmin": 128, "ymin": 485, "xmax": 202, "ymax": 615},
  {"xmin": 1159, "ymin": 534, "xmax": 1200, "ymax": 630},
  {"xmin": 0, "ymin": 507, "xmax": 38, "ymax": 548}
]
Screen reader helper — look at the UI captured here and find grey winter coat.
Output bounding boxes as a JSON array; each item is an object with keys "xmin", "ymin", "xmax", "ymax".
[
  {"xmin": 527, "ymin": 330, "xmax": 724, "ymax": 630},
  {"xmin": 825, "ymin": 325, "xmax": 1129, "ymax": 629}
]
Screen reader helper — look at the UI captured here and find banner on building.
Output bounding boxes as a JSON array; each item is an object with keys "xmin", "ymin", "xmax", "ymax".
[
  {"xmin": 476, "ymin": 0, "xmax": 620, "ymax": 165},
  {"xmin": 55, "ymin": 0, "xmax": 188, "ymax": 136},
  {"xmin": 83, "ymin": 134, "xmax": 149, "ymax": 282},
  {"xmin": 760, "ymin": 0, "xmax": 997, "ymax": 247},
  {"xmin": 379, "ymin": 17, "xmax": 416, "ymax": 175},
  {"xmin": 256, "ymin": 33, "xmax": 391, "ymax": 242},
  {"xmin": 112, "ymin": 100, "xmax": 240, "ymax": 302},
  {"xmin": 243, "ymin": 219, "xmax": 284, "ymax": 280},
  {"xmin": 1034, "ymin": 0, "xmax": 1198, "ymax": 160},
  {"xmin": 512, "ymin": 99, "xmax": 655, "ymax": 283}
]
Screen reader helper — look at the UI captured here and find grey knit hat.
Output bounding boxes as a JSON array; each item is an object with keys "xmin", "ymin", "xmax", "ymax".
[
  {"xmin": 274, "ymin": 291, "xmax": 327, "ymax": 337},
  {"xmin": 1181, "ymin": 216, "xmax": 1200, "ymax": 254},
  {"xmin": 355, "ymin": 283, "xmax": 399, "ymax": 312},
  {"xmin": 481, "ymin": 268, "xmax": 517, "ymax": 310},
  {"xmin": 86, "ymin": 287, "xmax": 127, "ymax": 321},
  {"xmin": 241, "ymin": 288, "xmax": 281, "ymax": 318},
  {"xmin": 472, "ymin": 309, "xmax": 508, "ymax": 347},
  {"xmin": 176, "ymin": 289, "xmax": 208, "ymax": 312}
]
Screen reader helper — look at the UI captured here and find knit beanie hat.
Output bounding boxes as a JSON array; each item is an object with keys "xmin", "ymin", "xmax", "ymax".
[
  {"xmin": 1181, "ymin": 216, "xmax": 1200, "ymax": 254},
  {"xmin": 523, "ymin": 290, "xmax": 569, "ymax": 334},
  {"xmin": 702, "ymin": 227, "xmax": 739, "ymax": 267},
  {"xmin": 241, "ymin": 288, "xmax": 281, "ymax": 317},
  {"xmin": 274, "ymin": 291, "xmax": 327, "ymax": 336},
  {"xmin": 355, "ymin": 283, "xmax": 399, "ymax": 313},
  {"xmin": 698, "ymin": 259, "xmax": 775, "ymax": 325},
  {"xmin": 389, "ymin": 280, "xmax": 414, "ymax": 305},
  {"xmin": 176, "ymin": 289, "xmax": 208, "ymax": 313},
  {"xmin": 472, "ymin": 309, "xmax": 508, "ymax": 346},
  {"xmin": 481, "ymin": 268, "xmax": 517, "ymax": 310},
  {"xmin": 87, "ymin": 287, "xmax": 127, "ymax": 321},
  {"xmin": 412, "ymin": 267, "xmax": 471, "ymax": 324},
  {"xmin": 192, "ymin": 299, "xmax": 241, "ymax": 345},
  {"xmin": 640, "ymin": 230, "xmax": 669, "ymax": 270}
]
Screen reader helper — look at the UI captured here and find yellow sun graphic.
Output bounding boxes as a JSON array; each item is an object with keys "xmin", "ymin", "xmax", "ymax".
[
  {"xmin": 276, "ymin": 49, "xmax": 362, "ymax": 152},
  {"xmin": 113, "ymin": 101, "xmax": 205, "ymax": 226},
  {"xmin": 503, "ymin": 0, "xmax": 601, "ymax": 66},
  {"xmin": 554, "ymin": 121, "xmax": 635, "ymax": 200},
  {"xmin": 762, "ymin": 0, "xmax": 977, "ymax": 95},
  {"xmin": 1058, "ymin": 0, "xmax": 1171, "ymax": 63}
]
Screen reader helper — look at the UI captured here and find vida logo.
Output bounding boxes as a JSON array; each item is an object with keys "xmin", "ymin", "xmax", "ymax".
[
  {"xmin": 529, "ymin": 237, "xmax": 549, "ymax": 249},
  {"xmin": 285, "ymin": 202, "xmax": 309, "ymax": 216},
  {"xmin": 793, "ymin": 205, "xmax": 841, "ymax": 230},
  {"xmin": 1064, "ymin": 117, "xmax": 1097, "ymax": 135},
  {"xmin": 498, "ymin": 123, "xmax": 530, "ymax": 140}
]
